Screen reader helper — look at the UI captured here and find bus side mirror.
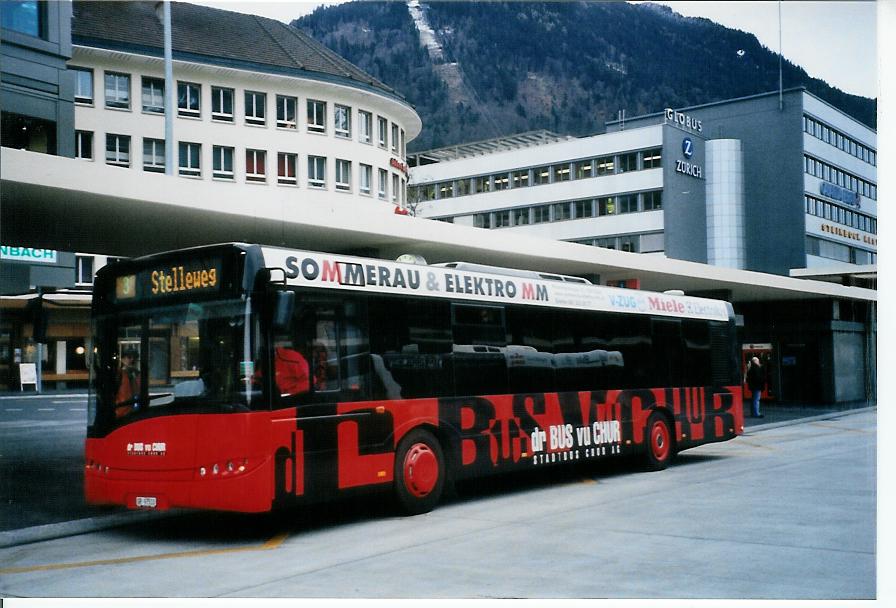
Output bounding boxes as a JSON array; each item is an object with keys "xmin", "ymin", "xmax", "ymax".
[{"xmin": 272, "ymin": 290, "xmax": 295, "ymax": 332}]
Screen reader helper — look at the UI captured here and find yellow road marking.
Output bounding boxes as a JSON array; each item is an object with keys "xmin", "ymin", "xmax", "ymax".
[
  {"xmin": 0, "ymin": 532, "xmax": 288, "ymax": 575},
  {"xmin": 809, "ymin": 422, "xmax": 872, "ymax": 434},
  {"xmin": 735, "ymin": 440, "xmax": 777, "ymax": 451}
]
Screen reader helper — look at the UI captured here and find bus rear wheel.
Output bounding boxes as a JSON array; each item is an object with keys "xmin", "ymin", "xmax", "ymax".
[
  {"xmin": 394, "ymin": 429, "xmax": 445, "ymax": 515},
  {"xmin": 644, "ymin": 412, "xmax": 675, "ymax": 471}
]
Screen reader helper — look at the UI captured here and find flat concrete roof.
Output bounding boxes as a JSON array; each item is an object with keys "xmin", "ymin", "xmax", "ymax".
[{"xmin": 1, "ymin": 148, "xmax": 876, "ymax": 304}]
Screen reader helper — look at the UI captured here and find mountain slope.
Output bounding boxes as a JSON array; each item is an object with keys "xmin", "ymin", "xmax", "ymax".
[{"xmin": 295, "ymin": 1, "xmax": 876, "ymax": 152}]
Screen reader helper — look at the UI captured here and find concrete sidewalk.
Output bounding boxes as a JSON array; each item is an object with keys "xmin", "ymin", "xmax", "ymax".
[{"xmin": 0, "ymin": 400, "xmax": 876, "ymax": 548}]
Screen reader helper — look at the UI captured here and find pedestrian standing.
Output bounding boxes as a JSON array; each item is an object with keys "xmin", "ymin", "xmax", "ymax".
[{"xmin": 745, "ymin": 356, "xmax": 765, "ymax": 418}]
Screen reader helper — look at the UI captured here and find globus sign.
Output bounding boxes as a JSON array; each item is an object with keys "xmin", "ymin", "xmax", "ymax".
[{"xmin": 665, "ymin": 108, "xmax": 703, "ymax": 133}]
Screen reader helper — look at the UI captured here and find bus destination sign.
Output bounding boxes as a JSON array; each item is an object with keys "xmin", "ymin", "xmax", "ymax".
[{"xmin": 113, "ymin": 258, "xmax": 222, "ymax": 302}]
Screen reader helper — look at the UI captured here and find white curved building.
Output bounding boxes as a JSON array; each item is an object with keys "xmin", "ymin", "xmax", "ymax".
[{"xmin": 69, "ymin": 1, "xmax": 420, "ymax": 209}]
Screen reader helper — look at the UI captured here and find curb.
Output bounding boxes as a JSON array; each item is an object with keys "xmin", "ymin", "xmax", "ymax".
[
  {"xmin": 743, "ymin": 406, "xmax": 876, "ymax": 434},
  {"xmin": 0, "ymin": 509, "xmax": 185, "ymax": 549}
]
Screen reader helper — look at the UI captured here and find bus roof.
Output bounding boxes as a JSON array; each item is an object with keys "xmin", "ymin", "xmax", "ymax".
[{"xmin": 259, "ymin": 246, "xmax": 732, "ymax": 322}]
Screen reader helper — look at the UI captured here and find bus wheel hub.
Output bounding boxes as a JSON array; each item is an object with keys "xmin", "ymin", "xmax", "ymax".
[{"xmin": 403, "ymin": 443, "xmax": 438, "ymax": 498}]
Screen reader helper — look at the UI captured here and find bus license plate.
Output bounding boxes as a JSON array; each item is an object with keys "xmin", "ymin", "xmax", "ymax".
[{"xmin": 136, "ymin": 496, "xmax": 157, "ymax": 508}]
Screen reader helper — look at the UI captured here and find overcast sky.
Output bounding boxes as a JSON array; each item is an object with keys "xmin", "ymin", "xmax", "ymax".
[{"xmin": 194, "ymin": 1, "xmax": 879, "ymax": 100}]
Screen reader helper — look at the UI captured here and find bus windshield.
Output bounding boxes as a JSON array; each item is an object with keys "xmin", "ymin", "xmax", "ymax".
[{"xmin": 89, "ymin": 297, "xmax": 263, "ymax": 432}]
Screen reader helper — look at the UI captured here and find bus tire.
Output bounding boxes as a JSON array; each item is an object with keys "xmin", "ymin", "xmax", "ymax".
[
  {"xmin": 393, "ymin": 429, "xmax": 445, "ymax": 515},
  {"xmin": 644, "ymin": 412, "xmax": 675, "ymax": 471}
]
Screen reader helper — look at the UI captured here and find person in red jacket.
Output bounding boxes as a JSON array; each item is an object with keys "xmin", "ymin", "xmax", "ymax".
[{"xmin": 273, "ymin": 346, "xmax": 310, "ymax": 396}]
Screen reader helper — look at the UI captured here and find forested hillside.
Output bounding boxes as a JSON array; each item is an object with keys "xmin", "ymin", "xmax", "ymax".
[{"xmin": 296, "ymin": 2, "xmax": 876, "ymax": 152}]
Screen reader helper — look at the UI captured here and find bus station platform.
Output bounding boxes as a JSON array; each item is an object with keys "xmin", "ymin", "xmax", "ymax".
[{"xmin": 0, "ymin": 398, "xmax": 876, "ymax": 548}]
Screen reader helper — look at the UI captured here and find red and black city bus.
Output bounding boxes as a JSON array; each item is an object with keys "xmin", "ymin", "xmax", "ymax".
[{"xmin": 86, "ymin": 243, "xmax": 744, "ymax": 515}]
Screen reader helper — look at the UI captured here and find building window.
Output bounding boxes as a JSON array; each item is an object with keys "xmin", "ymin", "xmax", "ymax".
[
  {"xmin": 75, "ymin": 130, "xmax": 93, "ymax": 160},
  {"xmin": 513, "ymin": 208, "xmax": 530, "ymax": 226},
  {"xmin": 141, "ymin": 77, "xmax": 165, "ymax": 114},
  {"xmin": 474, "ymin": 213, "xmax": 491, "ymax": 229},
  {"xmin": 105, "ymin": 134, "xmax": 130, "ymax": 167},
  {"xmin": 400, "ymin": 129, "xmax": 406, "ymax": 158},
  {"xmin": 245, "ymin": 149, "xmax": 266, "ymax": 182},
  {"xmin": 418, "ymin": 184, "xmax": 436, "ymax": 201},
  {"xmin": 335, "ymin": 159, "xmax": 352, "ymax": 191},
  {"xmin": 276, "ymin": 95, "xmax": 297, "ymax": 129},
  {"xmin": 143, "ymin": 138, "xmax": 165, "ymax": 173},
  {"xmin": 104, "ymin": 72, "xmax": 130, "ymax": 109},
  {"xmin": 1, "ymin": 1, "xmax": 44, "ymax": 37},
  {"xmin": 278, "ymin": 152, "xmax": 298, "ymax": 185},
  {"xmin": 552, "ymin": 163, "xmax": 571, "ymax": 182},
  {"xmin": 177, "ymin": 82, "xmax": 201, "ymax": 118},
  {"xmin": 391, "ymin": 123, "xmax": 399, "ymax": 153},
  {"xmin": 494, "ymin": 210, "xmax": 511, "ymax": 228},
  {"xmin": 72, "ymin": 67, "xmax": 93, "ymax": 104},
  {"xmin": 552, "ymin": 202, "xmax": 571, "ymax": 221},
  {"xmin": 597, "ymin": 196, "xmax": 615, "ymax": 216},
  {"xmin": 212, "ymin": 145, "xmax": 234, "ymax": 180},
  {"xmin": 512, "ymin": 169, "xmax": 529, "ymax": 188},
  {"xmin": 245, "ymin": 91, "xmax": 266, "ymax": 126},
  {"xmin": 532, "ymin": 205, "xmax": 551, "ymax": 224},
  {"xmin": 534, "ymin": 166, "xmax": 550, "ymax": 185},
  {"xmin": 596, "ymin": 156, "xmax": 614, "ymax": 175},
  {"xmin": 575, "ymin": 160, "xmax": 593, "ymax": 179},
  {"xmin": 359, "ymin": 163, "xmax": 372, "ymax": 195},
  {"xmin": 438, "ymin": 181, "xmax": 454, "ymax": 199},
  {"xmin": 618, "ymin": 152, "xmax": 638, "ymax": 173},
  {"xmin": 493, "ymin": 173, "xmax": 510, "ymax": 190},
  {"xmin": 392, "ymin": 173, "xmax": 400, "ymax": 202},
  {"xmin": 457, "ymin": 179, "xmax": 471, "ymax": 196},
  {"xmin": 642, "ymin": 148, "xmax": 662, "ymax": 169},
  {"xmin": 307, "ymin": 100, "xmax": 326, "ymax": 133},
  {"xmin": 334, "ymin": 104, "xmax": 351, "ymax": 138},
  {"xmin": 574, "ymin": 199, "xmax": 593, "ymax": 218},
  {"xmin": 76, "ymin": 256, "xmax": 94, "ymax": 285},
  {"xmin": 377, "ymin": 116, "xmax": 388, "ymax": 148},
  {"xmin": 211, "ymin": 87, "xmax": 234, "ymax": 122},
  {"xmin": 617, "ymin": 193, "xmax": 638, "ymax": 214},
  {"xmin": 643, "ymin": 190, "xmax": 663, "ymax": 210},
  {"xmin": 308, "ymin": 155, "xmax": 326, "ymax": 188},
  {"xmin": 378, "ymin": 168, "xmax": 388, "ymax": 199},
  {"xmin": 358, "ymin": 110, "xmax": 373, "ymax": 144},
  {"xmin": 178, "ymin": 141, "xmax": 201, "ymax": 177},
  {"xmin": 620, "ymin": 235, "xmax": 639, "ymax": 253}
]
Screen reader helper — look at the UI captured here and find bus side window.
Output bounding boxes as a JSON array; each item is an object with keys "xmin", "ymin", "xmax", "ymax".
[
  {"xmin": 682, "ymin": 320, "xmax": 712, "ymax": 386},
  {"xmin": 651, "ymin": 319, "xmax": 683, "ymax": 389},
  {"xmin": 608, "ymin": 315, "xmax": 651, "ymax": 389},
  {"xmin": 451, "ymin": 303, "xmax": 507, "ymax": 397},
  {"xmin": 505, "ymin": 306, "xmax": 554, "ymax": 394},
  {"xmin": 368, "ymin": 296, "xmax": 453, "ymax": 399},
  {"xmin": 338, "ymin": 298, "xmax": 370, "ymax": 401}
]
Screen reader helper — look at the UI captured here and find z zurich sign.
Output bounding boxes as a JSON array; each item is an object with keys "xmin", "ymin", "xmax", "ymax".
[{"xmin": 676, "ymin": 138, "xmax": 703, "ymax": 179}]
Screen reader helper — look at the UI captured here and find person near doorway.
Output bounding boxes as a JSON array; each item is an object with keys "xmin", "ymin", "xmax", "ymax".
[{"xmin": 745, "ymin": 356, "xmax": 765, "ymax": 418}]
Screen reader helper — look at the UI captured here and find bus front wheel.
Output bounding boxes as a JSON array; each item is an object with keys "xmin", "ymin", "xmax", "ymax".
[
  {"xmin": 644, "ymin": 412, "xmax": 675, "ymax": 471},
  {"xmin": 393, "ymin": 429, "xmax": 445, "ymax": 515}
]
